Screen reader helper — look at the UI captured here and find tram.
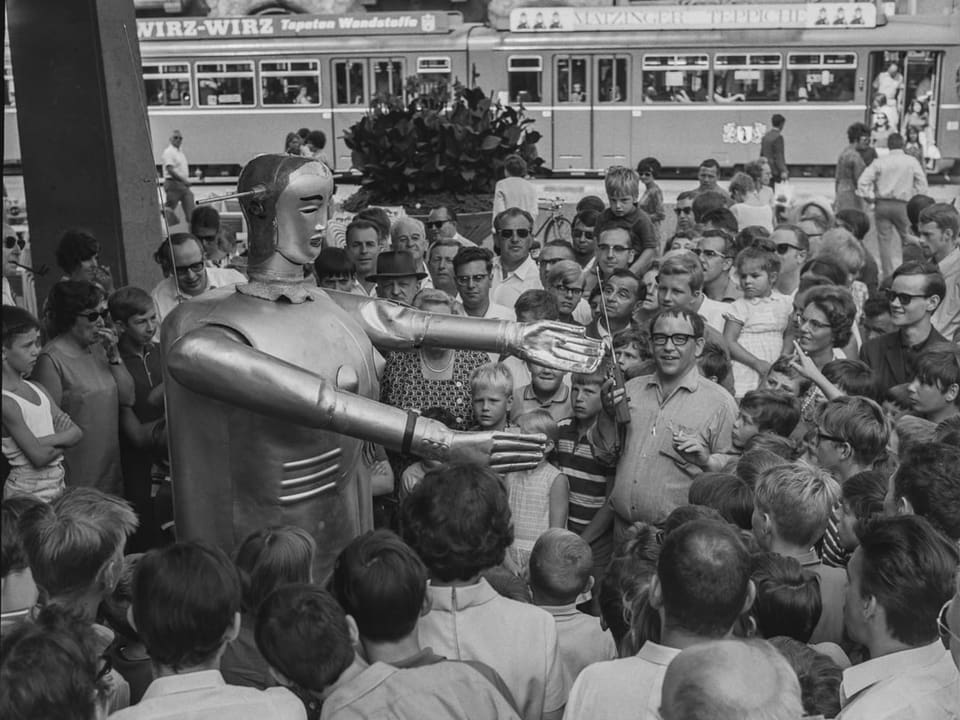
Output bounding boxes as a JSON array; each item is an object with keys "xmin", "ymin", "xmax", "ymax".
[{"xmin": 4, "ymin": 3, "xmax": 959, "ymax": 177}]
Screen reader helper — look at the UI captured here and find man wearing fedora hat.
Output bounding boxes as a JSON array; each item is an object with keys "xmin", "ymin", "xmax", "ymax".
[{"xmin": 370, "ymin": 250, "xmax": 427, "ymax": 307}]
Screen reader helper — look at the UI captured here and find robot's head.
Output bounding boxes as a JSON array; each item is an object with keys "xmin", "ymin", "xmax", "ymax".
[{"xmin": 238, "ymin": 154, "xmax": 334, "ymax": 270}]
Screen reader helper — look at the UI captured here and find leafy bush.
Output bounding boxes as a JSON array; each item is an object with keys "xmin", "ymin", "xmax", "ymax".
[{"xmin": 343, "ymin": 80, "xmax": 543, "ymax": 204}]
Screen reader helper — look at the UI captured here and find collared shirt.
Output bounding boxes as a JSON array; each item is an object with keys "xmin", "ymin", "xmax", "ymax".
[
  {"xmin": 108, "ymin": 669, "xmax": 305, "ymax": 720},
  {"xmin": 418, "ymin": 578, "xmax": 567, "ymax": 720},
  {"xmin": 933, "ymin": 247, "xmax": 960, "ymax": 343},
  {"xmin": 539, "ymin": 603, "xmax": 617, "ymax": 684},
  {"xmin": 160, "ymin": 144, "xmax": 189, "ymax": 182},
  {"xmin": 857, "ymin": 149, "xmax": 929, "ymax": 202},
  {"xmin": 591, "ymin": 367, "xmax": 737, "ymax": 524},
  {"xmin": 837, "ymin": 641, "xmax": 960, "ymax": 720},
  {"xmin": 491, "ymin": 255, "xmax": 543, "ymax": 308},
  {"xmin": 562, "ymin": 641, "xmax": 681, "ymax": 720},
  {"xmin": 511, "ymin": 382, "xmax": 572, "ymax": 423},
  {"xmin": 152, "ymin": 267, "xmax": 247, "ymax": 325},
  {"xmin": 320, "ymin": 660, "xmax": 521, "ymax": 720},
  {"xmin": 493, "ymin": 177, "xmax": 540, "ymax": 221},
  {"xmin": 789, "ymin": 549, "xmax": 847, "ymax": 646},
  {"xmin": 551, "ymin": 418, "xmax": 614, "ymax": 535}
]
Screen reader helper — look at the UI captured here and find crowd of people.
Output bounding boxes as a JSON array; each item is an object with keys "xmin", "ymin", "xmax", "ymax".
[{"xmin": 1, "ymin": 145, "xmax": 959, "ymax": 720}]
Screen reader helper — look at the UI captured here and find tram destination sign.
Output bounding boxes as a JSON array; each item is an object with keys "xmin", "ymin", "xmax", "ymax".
[
  {"xmin": 509, "ymin": 3, "xmax": 878, "ymax": 32},
  {"xmin": 136, "ymin": 12, "xmax": 457, "ymax": 40}
]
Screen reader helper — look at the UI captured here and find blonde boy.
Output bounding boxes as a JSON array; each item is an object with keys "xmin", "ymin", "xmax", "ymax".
[
  {"xmin": 470, "ymin": 362, "xmax": 515, "ymax": 431},
  {"xmin": 596, "ymin": 166, "xmax": 658, "ymax": 276}
]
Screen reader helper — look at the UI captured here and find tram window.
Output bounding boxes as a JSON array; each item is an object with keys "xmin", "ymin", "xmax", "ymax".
[
  {"xmin": 334, "ymin": 60, "xmax": 366, "ymax": 105},
  {"xmin": 786, "ymin": 53, "xmax": 856, "ymax": 102},
  {"xmin": 597, "ymin": 57, "xmax": 627, "ymax": 103},
  {"xmin": 195, "ymin": 62, "xmax": 254, "ymax": 106},
  {"xmin": 556, "ymin": 57, "xmax": 587, "ymax": 103},
  {"xmin": 260, "ymin": 60, "xmax": 321, "ymax": 105},
  {"xmin": 642, "ymin": 54, "xmax": 709, "ymax": 103},
  {"xmin": 713, "ymin": 53, "xmax": 782, "ymax": 102},
  {"xmin": 373, "ymin": 59, "xmax": 405, "ymax": 100},
  {"xmin": 414, "ymin": 57, "xmax": 452, "ymax": 98},
  {"xmin": 3, "ymin": 66, "xmax": 14, "ymax": 107},
  {"xmin": 143, "ymin": 63, "xmax": 192, "ymax": 107},
  {"xmin": 508, "ymin": 56, "xmax": 542, "ymax": 103}
]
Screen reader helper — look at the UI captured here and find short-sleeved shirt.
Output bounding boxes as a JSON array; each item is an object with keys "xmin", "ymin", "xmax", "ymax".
[
  {"xmin": 161, "ymin": 144, "xmax": 189, "ymax": 181},
  {"xmin": 724, "ymin": 292, "xmax": 792, "ymax": 396},
  {"xmin": 540, "ymin": 603, "xmax": 617, "ymax": 684},
  {"xmin": 596, "ymin": 206, "xmax": 657, "ymax": 253},
  {"xmin": 491, "ymin": 255, "xmax": 543, "ymax": 309},
  {"xmin": 511, "ymin": 382, "xmax": 572, "ymax": 423}
]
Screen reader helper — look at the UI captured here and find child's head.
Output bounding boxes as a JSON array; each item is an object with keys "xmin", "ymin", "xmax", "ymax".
[
  {"xmin": 399, "ymin": 464, "xmax": 513, "ymax": 582},
  {"xmin": 108, "ymin": 286, "xmax": 158, "ymax": 346},
  {"xmin": 1, "ymin": 305, "xmax": 41, "ymax": 377},
  {"xmin": 515, "ymin": 410, "xmax": 559, "ymax": 452},
  {"xmin": 314, "ymin": 247, "xmax": 357, "ymax": 293},
  {"xmin": 820, "ymin": 359, "xmax": 881, "ymax": 403},
  {"xmin": 604, "ymin": 166, "xmax": 640, "ymax": 216},
  {"xmin": 753, "ymin": 463, "xmax": 841, "ymax": 550},
  {"xmin": 613, "ymin": 328, "xmax": 651, "ymax": 376},
  {"xmin": 1, "ymin": 496, "xmax": 44, "ymax": 608},
  {"xmin": 656, "ymin": 251, "xmax": 704, "ymax": 311},
  {"xmin": 255, "ymin": 584, "xmax": 355, "ymax": 694},
  {"xmin": 331, "ymin": 529, "xmax": 427, "ymax": 643},
  {"xmin": 890, "ymin": 443, "xmax": 960, "ymax": 542},
  {"xmin": 514, "ymin": 289, "xmax": 559, "ymax": 322},
  {"xmin": 528, "ymin": 528, "xmax": 593, "ymax": 605},
  {"xmin": 688, "ymin": 473, "xmax": 755, "ymax": 530},
  {"xmin": 527, "ymin": 360, "xmax": 566, "ymax": 398},
  {"xmin": 907, "ymin": 344, "xmax": 960, "ymax": 420},
  {"xmin": 234, "ymin": 526, "xmax": 316, "ymax": 615},
  {"xmin": 750, "ymin": 552, "xmax": 822, "ymax": 643},
  {"xmin": 813, "ymin": 396, "xmax": 889, "ymax": 473},
  {"xmin": 696, "ymin": 340, "xmax": 730, "ymax": 387},
  {"xmin": 601, "ymin": 269, "xmax": 642, "ymax": 323},
  {"xmin": 734, "ymin": 246, "xmax": 780, "ymax": 299},
  {"xmin": 599, "ymin": 522, "xmax": 661, "ymax": 648},
  {"xmin": 21, "ymin": 488, "xmax": 137, "ymax": 605},
  {"xmin": 470, "ymin": 362, "xmax": 514, "ymax": 429},
  {"xmin": 761, "ymin": 356, "xmax": 805, "ymax": 397},
  {"xmin": 835, "ymin": 208, "xmax": 871, "ymax": 241},
  {"xmin": 734, "ymin": 448, "xmax": 786, "ymax": 486},
  {"xmin": 735, "ymin": 390, "xmax": 801, "ymax": 449},
  {"xmin": 742, "ymin": 432, "xmax": 800, "ymax": 461},
  {"xmin": 503, "ymin": 153, "xmax": 528, "ymax": 178},
  {"xmin": 571, "ymin": 365, "xmax": 607, "ymax": 422},
  {"xmin": 767, "ymin": 637, "xmax": 843, "ymax": 720},
  {"xmin": 861, "ymin": 295, "xmax": 895, "ymax": 341},
  {"xmin": 662, "ymin": 504, "xmax": 726, "ymax": 537},
  {"xmin": 132, "ymin": 541, "xmax": 241, "ymax": 671},
  {"xmin": 837, "ymin": 470, "xmax": 887, "ymax": 551}
]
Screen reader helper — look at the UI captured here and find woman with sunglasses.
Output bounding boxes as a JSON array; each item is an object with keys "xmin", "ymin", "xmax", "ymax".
[{"xmin": 32, "ymin": 281, "xmax": 134, "ymax": 495}]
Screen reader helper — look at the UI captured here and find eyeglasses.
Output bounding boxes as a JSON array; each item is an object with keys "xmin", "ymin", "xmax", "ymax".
[
  {"xmin": 77, "ymin": 308, "xmax": 110, "ymax": 323},
  {"xmin": 498, "ymin": 228, "xmax": 531, "ymax": 239},
  {"xmin": 175, "ymin": 261, "xmax": 205, "ymax": 276},
  {"xmin": 884, "ymin": 289, "xmax": 929, "ymax": 306},
  {"xmin": 939, "ymin": 598, "xmax": 959, "ymax": 647},
  {"xmin": 794, "ymin": 312, "xmax": 831, "ymax": 331},
  {"xmin": 455, "ymin": 273, "xmax": 489, "ymax": 286},
  {"xmin": 597, "ymin": 243, "xmax": 631, "ymax": 254},
  {"xmin": 651, "ymin": 333, "xmax": 696, "ymax": 347},
  {"xmin": 572, "ymin": 230, "xmax": 594, "ymax": 240},
  {"xmin": 674, "ymin": 207, "xmax": 694, "ymax": 216},
  {"xmin": 776, "ymin": 243, "xmax": 801, "ymax": 255},
  {"xmin": 4, "ymin": 236, "xmax": 26, "ymax": 250},
  {"xmin": 426, "ymin": 220, "xmax": 449, "ymax": 229},
  {"xmin": 693, "ymin": 248, "xmax": 726, "ymax": 259},
  {"xmin": 552, "ymin": 284, "xmax": 583, "ymax": 296}
]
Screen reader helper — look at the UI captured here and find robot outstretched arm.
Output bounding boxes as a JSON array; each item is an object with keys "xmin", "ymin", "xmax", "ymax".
[
  {"xmin": 166, "ymin": 325, "xmax": 546, "ymax": 473},
  {"xmin": 327, "ymin": 291, "xmax": 604, "ymax": 374}
]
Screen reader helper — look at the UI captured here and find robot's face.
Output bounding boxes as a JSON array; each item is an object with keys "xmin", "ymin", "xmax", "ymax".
[{"xmin": 274, "ymin": 162, "xmax": 333, "ymax": 264}]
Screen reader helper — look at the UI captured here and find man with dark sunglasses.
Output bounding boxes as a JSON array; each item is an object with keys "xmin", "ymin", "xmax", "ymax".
[
  {"xmin": 490, "ymin": 207, "xmax": 542, "ymax": 308},
  {"xmin": 770, "ymin": 224, "xmax": 809, "ymax": 298},
  {"xmin": 860, "ymin": 261, "xmax": 947, "ymax": 390},
  {"xmin": 426, "ymin": 206, "xmax": 474, "ymax": 249},
  {"xmin": 3, "ymin": 223, "xmax": 24, "ymax": 307}
]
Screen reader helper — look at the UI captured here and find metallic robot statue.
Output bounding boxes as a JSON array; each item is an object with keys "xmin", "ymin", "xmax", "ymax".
[{"xmin": 161, "ymin": 154, "xmax": 602, "ymax": 579}]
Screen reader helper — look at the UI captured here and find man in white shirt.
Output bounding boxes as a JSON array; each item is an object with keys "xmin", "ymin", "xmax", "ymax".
[
  {"xmin": 564, "ymin": 519, "xmax": 755, "ymax": 720},
  {"xmin": 491, "ymin": 208, "xmax": 542, "ymax": 308},
  {"xmin": 837, "ymin": 515, "xmax": 959, "ymax": 719},
  {"xmin": 152, "ymin": 233, "xmax": 245, "ymax": 324},
  {"xmin": 160, "ymin": 130, "xmax": 195, "ymax": 222}
]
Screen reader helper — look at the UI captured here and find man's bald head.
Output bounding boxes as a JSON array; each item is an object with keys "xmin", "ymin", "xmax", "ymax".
[{"xmin": 660, "ymin": 639, "xmax": 802, "ymax": 720}]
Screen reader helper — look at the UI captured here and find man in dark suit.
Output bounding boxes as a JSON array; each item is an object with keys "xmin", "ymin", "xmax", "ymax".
[
  {"xmin": 860, "ymin": 262, "xmax": 947, "ymax": 391},
  {"xmin": 760, "ymin": 114, "xmax": 788, "ymax": 186}
]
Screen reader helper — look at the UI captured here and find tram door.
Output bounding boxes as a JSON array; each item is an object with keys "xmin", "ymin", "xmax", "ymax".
[
  {"xmin": 330, "ymin": 58, "xmax": 405, "ymax": 171},
  {"xmin": 552, "ymin": 55, "xmax": 631, "ymax": 170}
]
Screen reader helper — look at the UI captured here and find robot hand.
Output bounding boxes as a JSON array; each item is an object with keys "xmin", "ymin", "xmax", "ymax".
[
  {"xmin": 511, "ymin": 321, "xmax": 603, "ymax": 374},
  {"xmin": 447, "ymin": 430, "xmax": 547, "ymax": 474}
]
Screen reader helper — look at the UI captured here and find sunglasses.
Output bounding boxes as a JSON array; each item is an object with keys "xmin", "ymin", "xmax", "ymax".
[
  {"xmin": 175, "ymin": 261, "xmax": 205, "ymax": 276},
  {"xmin": 674, "ymin": 207, "xmax": 694, "ymax": 216},
  {"xmin": 4, "ymin": 236, "xmax": 26, "ymax": 250},
  {"xmin": 651, "ymin": 333, "xmax": 696, "ymax": 347},
  {"xmin": 77, "ymin": 309, "xmax": 110, "ymax": 323},
  {"xmin": 499, "ymin": 228, "xmax": 531, "ymax": 239},
  {"xmin": 455, "ymin": 273, "xmax": 489, "ymax": 285},
  {"xmin": 776, "ymin": 243, "xmax": 800, "ymax": 255},
  {"xmin": 572, "ymin": 230, "xmax": 594, "ymax": 240},
  {"xmin": 884, "ymin": 289, "xmax": 929, "ymax": 306},
  {"xmin": 693, "ymin": 248, "xmax": 726, "ymax": 259},
  {"xmin": 426, "ymin": 220, "xmax": 449, "ymax": 229}
]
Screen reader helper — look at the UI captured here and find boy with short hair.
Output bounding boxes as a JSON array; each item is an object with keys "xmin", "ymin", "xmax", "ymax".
[
  {"xmin": 696, "ymin": 339, "xmax": 730, "ymax": 388},
  {"xmin": 528, "ymin": 529, "xmax": 617, "ymax": 681},
  {"xmin": 2, "ymin": 306, "xmax": 82, "ymax": 502},
  {"xmin": 687, "ymin": 472, "xmax": 754, "ymax": 530},
  {"xmin": 113, "ymin": 541, "xmax": 306, "ymax": 720},
  {"xmin": 612, "ymin": 327, "xmax": 652, "ymax": 378},
  {"xmin": 752, "ymin": 462, "xmax": 846, "ymax": 646},
  {"xmin": 835, "ymin": 470, "xmax": 887, "ymax": 553},
  {"xmin": 906, "ymin": 343, "xmax": 960, "ymax": 424},
  {"xmin": 0, "ymin": 495, "xmax": 43, "ymax": 632},
  {"xmin": 550, "ymin": 365, "xmax": 616, "ymax": 594},
  {"xmin": 470, "ymin": 363, "xmax": 515, "ymax": 432},
  {"xmin": 596, "ymin": 166, "xmax": 657, "ymax": 276},
  {"xmin": 734, "ymin": 389, "xmax": 801, "ymax": 448},
  {"xmin": 511, "ymin": 360, "xmax": 571, "ymax": 423},
  {"xmin": 314, "ymin": 247, "xmax": 359, "ymax": 294}
]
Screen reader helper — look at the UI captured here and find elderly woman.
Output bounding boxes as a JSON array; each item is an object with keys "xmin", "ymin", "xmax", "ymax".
[
  {"xmin": 32, "ymin": 281, "xmax": 133, "ymax": 494},
  {"xmin": 378, "ymin": 289, "xmax": 491, "ymax": 431},
  {"xmin": 546, "ymin": 260, "xmax": 590, "ymax": 325},
  {"xmin": 729, "ymin": 171, "xmax": 774, "ymax": 232}
]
